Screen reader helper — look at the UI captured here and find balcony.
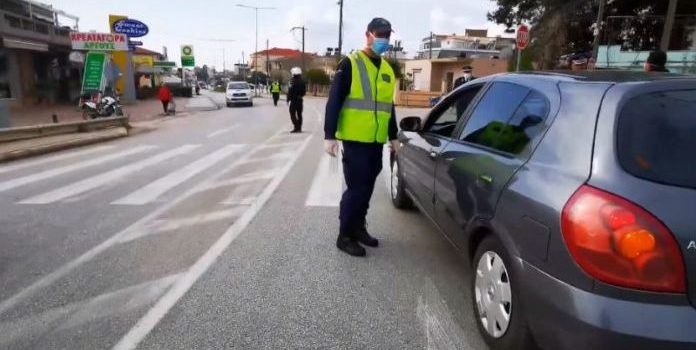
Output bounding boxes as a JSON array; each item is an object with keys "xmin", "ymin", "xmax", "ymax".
[{"xmin": 0, "ymin": 9, "xmax": 71, "ymax": 47}]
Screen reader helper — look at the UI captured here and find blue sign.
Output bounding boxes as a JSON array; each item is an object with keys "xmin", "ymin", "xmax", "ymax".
[
  {"xmin": 129, "ymin": 40, "xmax": 143, "ymax": 46},
  {"xmin": 113, "ymin": 19, "xmax": 149, "ymax": 38}
]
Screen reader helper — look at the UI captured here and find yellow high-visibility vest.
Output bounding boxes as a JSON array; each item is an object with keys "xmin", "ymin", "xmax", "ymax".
[
  {"xmin": 336, "ymin": 51, "xmax": 395, "ymax": 144},
  {"xmin": 271, "ymin": 82, "xmax": 280, "ymax": 93}
]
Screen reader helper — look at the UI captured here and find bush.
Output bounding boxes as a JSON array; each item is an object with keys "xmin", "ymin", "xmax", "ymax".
[{"xmin": 306, "ymin": 69, "xmax": 331, "ymax": 85}]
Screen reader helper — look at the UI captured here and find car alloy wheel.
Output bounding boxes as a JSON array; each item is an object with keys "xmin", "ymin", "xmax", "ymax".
[{"xmin": 475, "ymin": 251, "xmax": 512, "ymax": 338}]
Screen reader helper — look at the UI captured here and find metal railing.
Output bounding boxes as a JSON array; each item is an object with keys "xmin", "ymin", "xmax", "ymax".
[{"xmin": 0, "ymin": 9, "xmax": 71, "ymax": 45}]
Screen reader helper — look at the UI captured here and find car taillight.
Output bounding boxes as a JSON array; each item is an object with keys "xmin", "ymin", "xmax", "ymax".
[{"xmin": 561, "ymin": 185, "xmax": 686, "ymax": 293}]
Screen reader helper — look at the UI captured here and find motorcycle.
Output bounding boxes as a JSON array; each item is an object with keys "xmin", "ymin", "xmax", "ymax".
[{"xmin": 80, "ymin": 91, "xmax": 124, "ymax": 119}]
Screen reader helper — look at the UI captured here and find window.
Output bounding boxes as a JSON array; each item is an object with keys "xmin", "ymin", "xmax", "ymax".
[
  {"xmin": 504, "ymin": 90, "xmax": 550, "ymax": 155},
  {"xmin": 460, "ymin": 82, "xmax": 530, "ymax": 152},
  {"xmin": 227, "ymin": 83, "xmax": 248, "ymax": 90},
  {"xmin": 618, "ymin": 90, "xmax": 696, "ymax": 189},
  {"xmin": 424, "ymin": 85, "xmax": 482, "ymax": 138}
]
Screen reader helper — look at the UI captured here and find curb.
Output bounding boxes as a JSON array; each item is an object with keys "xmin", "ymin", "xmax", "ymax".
[{"xmin": 0, "ymin": 127, "xmax": 128, "ymax": 163}]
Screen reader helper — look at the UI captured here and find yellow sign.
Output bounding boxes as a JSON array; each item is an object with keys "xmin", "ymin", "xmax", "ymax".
[
  {"xmin": 109, "ymin": 15, "xmax": 129, "ymax": 93},
  {"xmin": 133, "ymin": 55, "xmax": 154, "ymax": 67}
]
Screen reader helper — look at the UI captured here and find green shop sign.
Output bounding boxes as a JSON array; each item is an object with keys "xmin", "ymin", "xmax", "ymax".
[{"xmin": 81, "ymin": 52, "xmax": 106, "ymax": 92}]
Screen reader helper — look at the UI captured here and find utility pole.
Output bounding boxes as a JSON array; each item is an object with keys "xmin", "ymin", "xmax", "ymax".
[
  {"xmin": 237, "ymin": 4, "xmax": 275, "ymax": 95},
  {"xmin": 291, "ymin": 26, "xmax": 308, "ymax": 72},
  {"xmin": 429, "ymin": 32, "xmax": 433, "ymax": 59},
  {"xmin": 266, "ymin": 39, "xmax": 270, "ymax": 77},
  {"xmin": 591, "ymin": 0, "xmax": 607, "ymax": 61},
  {"xmin": 660, "ymin": 0, "xmax": 678, "ymax": 51},
  {"xmin": 337, "ymin": 0, "xmax": 344, "ymax": 56},
  {"xmin": 222, "ymin": 48, "xmax": 226, "ymax": 73}
]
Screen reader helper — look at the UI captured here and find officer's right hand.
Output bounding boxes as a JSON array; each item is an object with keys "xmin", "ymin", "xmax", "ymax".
[{"xmin": 324, "ymin": 139, "xmax": 339, "ymax": 157}]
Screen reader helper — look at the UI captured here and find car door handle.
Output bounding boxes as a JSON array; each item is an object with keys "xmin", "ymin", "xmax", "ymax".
[{"xmin": 477, "ymin": 174, "xmax": 493, "ymax": 186}]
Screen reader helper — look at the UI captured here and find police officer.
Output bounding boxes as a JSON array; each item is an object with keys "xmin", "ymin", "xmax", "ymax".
[
  {"xmin": 324, "ymin": 18, "xmax": 399, "ymax": 257},
  {"xmin": 271, "ymin": 80, "xmax": 281, "ymax": 106},
  {"xmin": 453, "ymin": 65, "xmax": 475, "ymax": 90},
  {"xmin": 287, "ymin": 67, "xmax": 306, "ymax": 133}
]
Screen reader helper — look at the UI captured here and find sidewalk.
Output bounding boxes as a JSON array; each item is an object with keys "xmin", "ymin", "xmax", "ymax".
[{"xmin": 8, "ymin": 94, "xmax": 219, "ymax": 128}]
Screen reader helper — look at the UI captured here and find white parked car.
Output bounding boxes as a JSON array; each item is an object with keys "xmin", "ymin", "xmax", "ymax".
[{"xmin": 226, "ymin": 81, "xmax": 253, "ymax": 107}]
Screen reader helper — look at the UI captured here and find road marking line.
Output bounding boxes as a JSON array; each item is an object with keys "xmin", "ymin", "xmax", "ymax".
[
  {"xmin": 112, "ymin": 144, "xmax": 245, "ymax": 205},
  {"xmin": 236, "ymin": 151, "xmax": 294, "ymax": 165},
  {"xmin": 0, "ymin": 145, "xmax": 116, "ymax": 175},
  {"xmin": 202, "ymin": 170, "xmax": 277, "ymax": 191},
  {"xmin": 259, "ymin": 141, "xmax": 303, "ymax": 149},
  {"xmin": 0, "ymin": 132, "xmax": 284, "ymax": 317},
  {"xmin": 219, "ymin": 180, "xmax": 269, "ymax": 205},
  {"xmin": 19, "ymin": 145, "xmax": 200, "ymax": 204},
  {"xmin": 206, "ymin": 126, "xmax": 235, "ymax": 139},
  {"xmin": 0, "ymin": 145, "xmax": 156, "ymax": 192},
  {"xmin": 0, "ymin": 274, "xmax": 181, "ymax": 346},
  {"xmin": 112, "ymin": 134, "xmax": 313, "ymax": 350},
  {"xmin": 305, "ymin": 153, "xmax": 344, "ymax": 207},
  {"xmin": 416, "ymin": 279, "xmax": 475, "ymax": 350},
  {"xmin": 117, "ymin": 207, "xmax": 248, "ymax": 244}
]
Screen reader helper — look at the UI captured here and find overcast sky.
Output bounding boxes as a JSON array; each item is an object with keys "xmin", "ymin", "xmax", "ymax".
[{"xmin": 46, "ymin": 0, "xmax": 510, "ymax": 69}]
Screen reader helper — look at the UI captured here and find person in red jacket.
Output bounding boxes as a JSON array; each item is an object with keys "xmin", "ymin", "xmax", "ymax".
[{"xmin": 158, "ymin": 82, "xmax": 172, "ymax": 115}]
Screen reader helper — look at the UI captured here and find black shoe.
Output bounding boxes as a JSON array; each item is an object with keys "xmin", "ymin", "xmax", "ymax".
[
  {"xmin": 336, "ymin": 235, "xmax": 366, "ymax": 257},
  {"xmin": 355, "ymin": 227, "xmax": 379, "ymax": 247}
]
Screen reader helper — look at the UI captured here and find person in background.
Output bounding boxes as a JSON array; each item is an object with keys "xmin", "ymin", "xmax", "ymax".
[
  {"xmin": 324, "ymin": 17, "xmax": 399, "ymax": 257},
  {"xmin": 271, "ymin": 80, "xmax": 281, "ymax": 106},
  {"xmin": 158, "ymin": 82, "xmax": 172, "ymax": 115},
  {"xmin": 287, "ymin": 68, "xmax": 306, "ymax": 133},
  {"xmin": 645, "ymin": 50, "xmax": 670, "ymax": 72},
  {"xmin": 453, "ymin": 65, "xmax": 476, "ymax": 89}
]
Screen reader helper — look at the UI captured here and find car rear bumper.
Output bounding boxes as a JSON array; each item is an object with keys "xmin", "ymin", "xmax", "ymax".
[{"xmin": 519, "ymin": 260, "xmax": 696, "ymax": 350}]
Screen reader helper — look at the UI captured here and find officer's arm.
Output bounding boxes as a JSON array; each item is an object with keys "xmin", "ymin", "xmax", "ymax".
[
  {"xmin": 324, "ymin": 58, "xmax": 352, "ymax": 140},
  {"xmin": 388, "ymin": 105, "xmax": 398, "ymax": 141}
]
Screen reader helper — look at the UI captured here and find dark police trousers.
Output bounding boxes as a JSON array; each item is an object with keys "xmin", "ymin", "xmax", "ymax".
[
  {"xmin": 289, "ymin": 99, "xmax": 303, "ymax": 131},
  {"xmin": 272, "ymin": 92, "xmax": 280, "ymax": 106},
  {"xmin": 339, "ymin": 141, "xmax": 383, "ymax": 237}
]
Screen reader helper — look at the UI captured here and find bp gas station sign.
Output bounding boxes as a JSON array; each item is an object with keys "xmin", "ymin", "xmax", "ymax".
[{"xmin": 181, "ymin": 45, "xmax": 195, "ymax": 67}]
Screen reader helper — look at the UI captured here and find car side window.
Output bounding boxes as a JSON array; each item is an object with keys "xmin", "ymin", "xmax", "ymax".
[
  {"xmin": 423, "ymin": 85, "xmax": 483, "ymax": 138},
  {"xmin": 459, "ymin": 82, "xmax": 531, "ymax": 153}
]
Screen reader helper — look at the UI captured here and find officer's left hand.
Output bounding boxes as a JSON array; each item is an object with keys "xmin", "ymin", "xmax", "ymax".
[{"xmin": 389, "ymin": 140, "xmax": 401, "ymax": 155}]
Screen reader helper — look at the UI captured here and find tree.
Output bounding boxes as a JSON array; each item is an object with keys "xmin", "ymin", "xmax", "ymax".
[
  {"xmin": 385, "ymin": 58, "xmax": 404, "ymax": 79},
  {"xmin": 487, "ymin": 0, "xmax": 696, "ymax": 68},
  {"xmin": 305, "ymin": 69, "xmax": 331, "ymax": 85}
]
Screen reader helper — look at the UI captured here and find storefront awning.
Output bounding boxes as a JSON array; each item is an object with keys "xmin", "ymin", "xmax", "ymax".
[{"xmin": 3, "ymin": 38, "xmax": 49, "ymax": 52}]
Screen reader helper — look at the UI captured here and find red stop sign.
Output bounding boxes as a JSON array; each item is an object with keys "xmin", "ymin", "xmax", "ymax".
[{"xmin": 516, "ymin": 24, "xmax": 530, "ymax": 50}]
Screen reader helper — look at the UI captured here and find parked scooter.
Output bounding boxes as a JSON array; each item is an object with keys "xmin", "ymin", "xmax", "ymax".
[{"xmin": 79, "ymin": 91, "xmax": 124, "ymax": 119}]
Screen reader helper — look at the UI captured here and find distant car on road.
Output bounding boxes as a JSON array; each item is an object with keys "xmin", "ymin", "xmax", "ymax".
[
  {"xmin": 226, "ymin": 81, "xmax": 253, "ymax": 107},
  {"xmin": 390, "ymin": 71, "xmax": 696, "ymax": 350}
]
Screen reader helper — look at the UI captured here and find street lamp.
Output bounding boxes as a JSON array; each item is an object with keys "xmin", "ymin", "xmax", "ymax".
[{"xmin": 237, "ymin": 4, "xmax": 276, "ymax": 96}]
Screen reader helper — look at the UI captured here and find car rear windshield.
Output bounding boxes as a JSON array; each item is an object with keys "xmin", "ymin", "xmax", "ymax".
[
  {"xmin": 617, "ymin": 89, "xmax": 696, "ymax": 189},
  {"xmin": 228, "ymin": 83, "xmax": 248, "ymax": 90}
]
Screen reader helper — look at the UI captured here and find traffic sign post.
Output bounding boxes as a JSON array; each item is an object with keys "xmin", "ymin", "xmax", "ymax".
[{"xmin": 515, "ymin": 24, "xmax": 530, "ymax": 72}]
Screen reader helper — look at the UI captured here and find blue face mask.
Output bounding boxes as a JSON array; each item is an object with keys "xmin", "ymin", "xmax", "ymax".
[{"xmin": 371, "ymin": 37, "xmax": 390, "ymax": 55}]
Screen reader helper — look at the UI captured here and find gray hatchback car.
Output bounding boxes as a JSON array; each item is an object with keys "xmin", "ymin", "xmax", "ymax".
[{"xmin": 390, "ymin": 71, "xmax": 696, "ymax": 350}]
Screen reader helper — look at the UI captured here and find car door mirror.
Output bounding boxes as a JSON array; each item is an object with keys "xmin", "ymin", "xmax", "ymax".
[{"xmin": 400, "ymin": 116, "xmax": 422, "ymax": 132}]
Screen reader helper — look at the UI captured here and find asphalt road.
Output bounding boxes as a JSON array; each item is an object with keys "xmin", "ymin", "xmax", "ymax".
[{"xmin": 0, "ymin": 93, "xmax": 487, "ymax": 350}]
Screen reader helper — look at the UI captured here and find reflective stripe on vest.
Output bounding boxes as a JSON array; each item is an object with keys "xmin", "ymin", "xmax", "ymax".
[{"xmin": 336, "ymin": 51, "xmax": 395, "ymax": 144}]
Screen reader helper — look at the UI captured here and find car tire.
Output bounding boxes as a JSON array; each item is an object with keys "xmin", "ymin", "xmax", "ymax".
[
  {"xmin": 390, "ymin": 157, "xmax": 413, "ymax": 209},
  {"xmin": 472, "ymin": 235, "xmax": 536, "ymax": 350},
  {"xmin": 226, "ymin": 103, "xmax": 232, "ymax": 108}
]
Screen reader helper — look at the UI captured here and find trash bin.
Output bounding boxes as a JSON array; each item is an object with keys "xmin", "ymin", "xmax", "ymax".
[{"xmin": 0, "ymin": 98, "xmax": 12, "ymax": 129}]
